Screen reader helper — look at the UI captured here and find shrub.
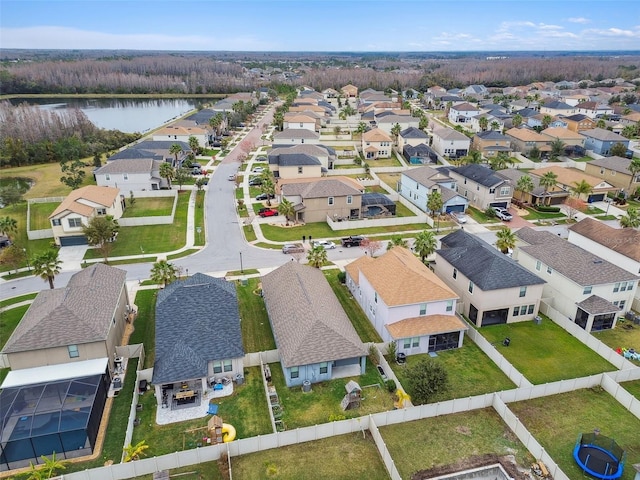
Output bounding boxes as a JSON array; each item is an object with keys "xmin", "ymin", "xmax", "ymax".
[
  {"xmin": 337, "ymin": 271, "xmax": 346, "ymax": 283},
  {"xmin": 484, "ymin": 206, "xmax": 497, "ymax": 218},
  {"xmin": 535, "ymin": 205, "xmax": 561, "ymax": 213},
  {"xmin": 368, "ymin": 344, "xmax": 379, "ymax": 365},
  {"xmin": 387, "ymin": 340, "xmax": 397, "ymax": 360},
  {"xmin": 385, "ymin": 379, "xmax": 397, "ymax": 392},
  {"xmin": 405, "ymin": 358, "xmax": 449, "ymax": 405}
]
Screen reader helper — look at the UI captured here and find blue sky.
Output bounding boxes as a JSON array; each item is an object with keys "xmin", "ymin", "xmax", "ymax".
[{"xmin": 1, "ymin": 0, "xmax": 639, "ymax": 52}]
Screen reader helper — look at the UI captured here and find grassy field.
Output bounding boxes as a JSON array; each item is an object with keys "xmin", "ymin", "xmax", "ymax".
[
  {"xmin": 269, "ymin": 361, "xmax": 395, "ymax": 429},
  {"xmin": 376, "ymin": 172, "xmax": 402, "ymax": 189},
  {"xmin": 84, "ymin": 191, "xmax": 190, "ymax": 259},
  {"xmin": 194, "ymin": 190, "xmax": 205, "ymax": 246},
  {"xmin": 1, "ymin": 161, "xmax": 96, "ymax": 199},
  {"xmin": 380, "ymin": 408, "xmax": 532, "ymax": 480},
  {"xmin": 0, "ymin": 292, "xmax": 37, "ymax": 308},
  {"xmin": 121, "ymin": 197, "xmax": 174, "ymax": 217},
  {"xmin": 236, "ymin": 278, "xmax": 276, "ymax": 352},
  {"xmin": 167, "ymin": 248, "xmax": 200, "ymax": 261},
  {"xmin": 243, "ymin": 225, "xmax": 257, "ymax": 242},
  {"xmin": 261, "ymin": 222, "xmax": 428, "ymax": 243},
  {"xmin": 388, "ymin": 341, "xmax": 516, "ymax": 403},
  {"xmin": 479, "ymin": 317, "xmax": 616, "ymax": 384},
  {"xmin": 324, "ymin": 269, "xmax": 382, "ymax": 343},
  {"xmin": 0, "ymin": 305, "xmax": 29, "ymax": 349},
  {"xmin": 592, "ymin": 324, "xmax": 640, "ymax": 366},
  {"xmin": 230, "ymin": 433, "xmax": 390, "ymax": 480},
  {"xmin": 29, "ymin": 201, "xmax": 58, "ymax": 229},
  {"xmin": 510, "ymin": 388, "xmax": 640, "ymax": 480},
  {"xmin": 621, "ymin": 379, "xmax": 640, "ymax": 399},
  {"xmin": 394, "ymin": 201, "xmax": 416, "ymax": 217},
  {"xmin": 130, "ymin": 289, "xmax": 158, "ymax": 368}
]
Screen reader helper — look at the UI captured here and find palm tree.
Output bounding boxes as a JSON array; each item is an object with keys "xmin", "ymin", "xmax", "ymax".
[
  {"xmin": 490, "ymin": 120, "xmax": 501, "ymax": 132},
  {"xmin": 386, "ymin": 236, "xmax": 408, "ymax": 251},
  {"xmin": 512, "ymin": 114, "xmax": 523, "ymax": 128},
  {"xmin": 159, "ymin": 162, "xmax": 175, "ymax": 189},
  {"xmin": 596, "ymin": 119, "xmax": 606, "ymax": 129},
  {"xmin": 516, "ymin": 175, "xmax": 534, "ymax": 203},
  {"xmin": 529, "ymin": 145, "xmax": 541, "ymax": 161},
  {"xmin": 413, "ymin": 230, "xmax": 437, "ymax": 264},
  {"xmin": 465, "ymin": 150, "xmax": 483, "ymax": 165},
  {"xmin": 619, "ymin": 206, "xmax": 640, "ymax": 228},
  {"xmin": 571, "ymin": 179, "xmax": 593, "ymax": 200},
  {"xmin": 356, "ymin": 122, "xmax": 368, "ymax": 136},
  {"xmin": 0, "ymin": 216, "xmax": 18, "ymax": 242},
  {"xmin": 539, "ymin": 171, "xmax": 558, "ymax": 206},
  {"xmin": 626, "ymin": 157, "xmax": 640, "ymax": 193},
  {"xmin": 550, "ymin": 138, "xmax": 566, "ymax": 160},
  {"xmin": 426, "ymin": 191, "xmax": 443, "ymax": 218},
  {"xmin": 32, "ymin": 250, "xmax": 62, "ymax": 289},
  {"xmin": 391, "ymin": 123, "xmax": 402, "ymax": 146},
  {"xmin": 150, "ymin": 260, "xmax": 178, "ymax": 287},
  {"xmin": 489, "ymin": 152, "xmax": 513, "ymax": 171},
  {"xmin": 277, "ymin": 197, "xmax": 295, "ymax": 224},
  {"xmin": 478, "ymin": 116, "xmax": 488, "ymax": 132},
  {"xmin": 495, "ymin": 227, "xmax": 517, "ymax": 254},
  {"xmin": 169, "ymin": 143, "xmax": 183, "ymax": 165},
  {"xmin": 188, "ymin": 135, "xmax": 200, "ymax": 155},
  {"xmin": 542, "ymin": 115, "xmax": 552, "ymax": 129},
  {"xmin": 306, "ymin": 245, "xmax": 327, "ymax": 268},
  {"xmin": 124, "ymin": 440, "xmax": 149, "ymax": 462}
]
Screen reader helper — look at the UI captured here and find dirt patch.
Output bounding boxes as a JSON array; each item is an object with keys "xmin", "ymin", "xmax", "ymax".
[
  {"xmin": 455, "ymin": 425, "xmax": 472, "ymax": 435},
  {"xmin": 411, "ymin": 454, "xmax": 529, "ymax": 480}
]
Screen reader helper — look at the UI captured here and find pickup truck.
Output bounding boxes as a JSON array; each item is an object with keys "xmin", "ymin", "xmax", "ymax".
[{"xmin": 341, "ymin": 235, "xmax": 365, "ymax": 247}]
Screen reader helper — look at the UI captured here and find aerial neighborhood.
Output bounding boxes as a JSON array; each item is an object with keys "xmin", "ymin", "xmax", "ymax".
[{"xmin": 2, "ymin": 69, "xmax": 640, "ymax": 480}]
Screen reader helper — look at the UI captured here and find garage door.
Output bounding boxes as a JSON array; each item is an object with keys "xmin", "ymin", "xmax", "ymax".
[
  {"xmin": 588, "ymin": 194, "xmax": 605, "ymax": 203},
  {"xmin": 490, "ymin": 202, "xmax": 508, "ymax": 208},
  {"xmin": 445, "ymin": 204, "xmax": 465, "ymax": 213},
  {"xmin": 59, "ymin": 235, "xmax": 88, "ymax": 246}
]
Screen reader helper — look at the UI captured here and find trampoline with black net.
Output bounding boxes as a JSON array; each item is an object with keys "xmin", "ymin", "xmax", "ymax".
[{"xmin": 573, "ymin": 432, "xmax": 626, "ymax": 480}]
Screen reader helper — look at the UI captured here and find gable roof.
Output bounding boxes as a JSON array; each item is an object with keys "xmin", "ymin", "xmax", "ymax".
[
  {"xmin": 568, "ymin": 217, "xmax": 640, "ymax": 262},
  {"xmin": 154, "ymin": 125, "xmax": 208, "ymax": 136},
  {"xmin": 385, "ymin": 314, "xmax": 468, "ymax": 340},
  {"xmin": 50, "ymin": 186, "xmax": 120, "ymax": 218},
  {"xmin": 268, "ymin": 144, "xmax": 333, "ymax": 158},
  {"xmin": 362, "ymin": 128, "xmax": 392, "ymax": 142},
  {"xmin": 531, "ymin": 166, "xmax": 612, "ymax": 189},
  {"xmin": 541, "ymin": 127, "xmax": 585, "ymax": 140},
  {"xmin": 280, "ymin": 177, "xmax": 363, "ymax": 198},
  {"xmin": 587, "ymin": 156, "xmax": 634, "ymax": 174},
  {"xmin": 433, "ymin": 127, "xmax": 469, "ymax": 142},
  {"xmin": 108, "ymin": 148, "xmax": 163, "ymax": 161},
  {"xmin": 2, "ymin": 264, "xmax": 127, "ymax": 354},
  {"xmin": 402, "ymin": 166, "xmax": 451, "ymax": 186},
  {"xmin": 268, "ymin": 152, "xmax": 321, "ymax": 167},
  {"xmin": 451, "ymin": 102, "xmax": 480, "ymax": 112},
  {"xmin": 152, "ymin": 274, "xmax": 244, "ymax": 384},
  {"xmin": 475, "ymin": 130, "xmax": 509, "ymax": 141},
  {"xmin": 261, "ymin": 262, "xmax": 366, "ymax": 368},
  {"xmin": 400, "ymin": 126, "xmax": 428, "ymax": 139},
  {"xmin": 95, "ymin": 158, "xmax": 159, "ymax": 175},
  {"xmin": 563, "ymin": 114, "xmax": 594, "ymax": 123},
  {"xmin": 543, "ymin": 100, "xmax": 574, "ymax": 110},
  {"xmin": 273, "ymin": 129, "xmax": 320, "ymax": 140},
  {"xmin": 505, "ymin": 127, "xmax": 549, "ymax": 142},
  {"xmin": 438, "ymin": 230, "xmax": 545, "ymax": 290},
  {"xmin": 451, "ymin": 164, "xmax": 509, "ymax": 188},
  {"xmin": 515, "ymin": 227, "xmax": 638, "ymax": 286},
  {"xmin": 345, "ymin": 247, "xmax": 458, "ymax": 306},
  {"xmin": 580, "ymin": 127, "xmax": 627, "ymax": 142}
]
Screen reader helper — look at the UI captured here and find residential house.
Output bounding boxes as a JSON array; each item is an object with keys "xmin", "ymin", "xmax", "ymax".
[
  {"xmin": 289, "ymin": 104, "xmax": 330, "ymax": 117},
  {"xmin": 539, "ymin": 100, "xmax": 577, "ymax": 117},
  {"xmin": 94, "ymin": 158, "xmax": 167, "ymax": 191},
  {"xmin": 431, "ymin": 126, "xmax": 470, "ymax": 159},
  {"xmin": 322, "ymin": 87, "xmax": 339, "ymax": 99},
  {"xmin": 153, "ymin": 125, "xmax": 209, "ymax": 148},
  {"xmin": 576, "ymin": 101, "xmax": 615, "ymax": 119},
  {"xmin": 500, "ymin": 168, "xmax": 569, "ymax": 206},
  {"xmin": 562, "ymin": 94, "xmax": 592, "ymax": 106},
  {"xmin": 581, "ymin": 128, "xmax": 630, "ymax": 156},
  {"xmin": 585, "ymin": 156, "xmax": 640, "ymax": 193},
  {"xmin": 268, "ymin": 144, "xmax": 335, "ymax": 170},
  {"xmin": 398, "ymin": 126, "xmax": 429, "ymax": 152},
  {"xmin": 515, "ymin": 228, "xmax": 638, "ymax": 332},
  {"xmin": 471, "ymin": 131, "xmax": 512, "ymax": 157},
  {"xmin": 561, "ymin": 114, "xmax": 596, "ymax": 132},
  {"xmin": 115, "ymin": 140, "xmax": 191, "ymax": 167},
  {"xmin": 345, "ymin": 248, "xmax": 467, "ymax": 355},
  {"xmin": 49, "ymin": 186, "xmax": 124, "ymax": 246},
  {"xmin": 448, "ymin": 164, "xmax": 513, "ymax": 210},
  {"xmin": 267, "ymin": 152, "xmax": 323, "ymax": 179},
  {"xmin": 540, "ymin": 127, "xmax": 585, "ymax": 155},
  {"xmin": 435, "ymin": 230, "xmax": 545, "ymax": 327},
  {"xmin": 283, "ymin": 113, "xmax": 319, "ymax": 132},
  {"xmin": 362, "ymin": 128, "xmax": 393, "ymax": 159},
  {"xmin": 272, "ymin": 128, "xmax": 320, "ymax": 145},
  {"xmin": 278, "ymin": 176, "xmax": 364, "ymax": 223},
  {"xmin": 399, "ymin": 166, "xmax": 468, "ymax": 214},
  {"xmin": 620, "ymin": 111, "xmax": 640, "ymax": 126},
  {"xmin": 505, "ymin": 128, "xmax": 551, "ymax": 156},
  {"xmin": 151, "ymin": 274, "xmax": 244, "ymax": 408},
  {"xmin": 462, "ymin": 84, "xmax": 489, "ymax": 96},
  {"xmin": 261, "ymin": 262, "xmax": 367, "ymax": 387},
  {"xmin": 402, "ymin": 143, "xmax": 439, "ymax": 165},
  {"xmin": 532, "ymin": 166, "xmax": 616, "ymax": 202},
  {"xmin": 341, "ymin": 84, "xmax": 358, "ymax": 98},
  {"xmin": 448, "ymin": 102, "xmax": 481, "ymax": 124},
  {"xmin": 375, "ymin": 114, "xmax": 419, "ymax": 136},
  {"xmin": 1, "ymin": 263, "xmax": 129, "ymax": 372}
]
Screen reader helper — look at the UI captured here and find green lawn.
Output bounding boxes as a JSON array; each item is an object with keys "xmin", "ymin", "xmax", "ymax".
[
  {"xmin": 268, "ymin": 361, "xmax": 395, "ymax": 429},
  {"xmin": 84, "ymin": 191, "xmax": 190, "ymax": 259},
  {"xmin": 466, "ymin": 206, "xmax": 500, "ymax": 224},
  {"xmin": 380, "ymin": 408, "xmax": 532, "ymax": 480},
  {"xmin": 130, "ymin": 289, "xmax": 158, "ymax": 368},
  {"xmin": 0, "ymin": 292, "xmax": 37, "ymax": 308},
  {"xmin": 388, "ymin": 342, "xmax": 516, "ymax": 403},
  {"xmin": 167, "ymin": 248, "xmax": 200, "ymax": 261},
  {"xmin": 121, "ymin": 197, "xmax": 174, "ymax": 217},
  {"xmin": 510, "ymin": 389, "xmax": 640, "ymax": 480},
  {"xmin": 128, "ymin": 462, "xmax": 223, "ymax": 480},
  {"xmin": 261, "ymin": 222, "xmax": 428, "ymax": 243},
  {"xmin": 522, "ymin": 207, "xmax": 566, "ymax": 220},
  {"xmin": 235, "ymin": 187, "xmax": 244, "ymax": 200},
  {"xmin": 621, "ymin": 379, "xmax": 640, "ymax": 399},
  {"xmin": 231, "ymin": 433, "xmax": 390, "ymax": 480},
  {"xmin": 376, "ymin": 173, "xmax": 402, "ymax": 189},
  {"xmin": 394, "ymin": 201, "xmax": 416, "ymax": 218},
  {"xmin": 236, "ymin": 278, "xmax": 276, "ymax": 352},
  {"xmin": 324, "ymin": 270, "xmax": 382, "ymax": 343},
  {"xmin": 591, "ymin": 324, "xmax": 640, "ymax": 366},
  {"xmin": 0, "ymin": 305, "xmax": 29, "ymax": 349},
  {"xmin": 29, "ymin": 202, "xmax": 58, "ymax": 230},
  {"xmin": 243, "ymin": 225, "xmax": 257, "ymax": 242},
  {"xmin": 479, "ymin": 317, "xmax": 616, "ymax": 384},
  {"xmin": 194, "ymin": 191, "xmax": 205, "ymax": 246}
]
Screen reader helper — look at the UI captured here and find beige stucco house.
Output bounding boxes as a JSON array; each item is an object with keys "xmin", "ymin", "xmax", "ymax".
[
  {"xmin": 153, "ymin": 125, "xmax": 209, "ymax": 148},
  {"xmin": 361, "ymin": 128, "xmax": 393, "ymax": 159},
  {"xmin": 505, "ymin": 127, "xmax": 551, "ymax": 155},
  {"xmin": 584, "ymin": 156, "xmax": 640, "ymax": 193},
  {"xmin": 531, "ymin": 166, "xmax": 617, "ymax": 203}
]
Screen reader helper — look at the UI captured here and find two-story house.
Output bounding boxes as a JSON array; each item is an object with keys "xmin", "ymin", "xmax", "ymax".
[
  {"xmin": 448, "ymin": 102, "xmax": 481, "ymax": 124},
  {"xmin": 267, "ymin": 152, "xmax": 323, "ymax": 179},
  {"xmin": 514, "ymin": 227, "xmax": 639, "ymax": 332},
  {"xmin": 581, "ymin": 128, "xmax": 630, "ymax": 156},
  {"xmin": 362, "ymin": 128, "xmax": 393, "ymax": 159},
  {"xmin": 431, "ymin": 127, "xmax": 470, "ymax": 159},
  {"xmin": 540, "ymin": 127, "xmax": 585, "ymax": 155},
  {"xmin": 561, "ymin": 114, "xmax": 596, "ymax": 132},
  {"xmin": 94, "ymin": 158, "xmax": 167, "ymax": 191},
  {"xmin": 153, "ymin": 125, "xmax": 209, "ymax": 148},
  {"xmin": 49, "ymin": 186, "xmax": 124, "ymax": 246},
  {"xmin": 576, "ymin": 101, "xmax": 615, "ymax": 119},
  {"xmin": 268, "ymin": 144, "xmax": 335, "ymax": 171},
  {"xmin": 345, "ymin": 248, "xmax": 467, "ymax": 356},
  {"xmin": 375, "ymin": 114, "xmax": 419, "ymax": 136},
  {"xmin": 448, "ymin": 164, "xmax": 513, "ymax": 210},
  {"xmin": 585, "ymin": 156, "xmax": 640, "ymax": 194},
  {"xmin": 539, "ymin": 100, "xmax": 576, "ymax": 117},
  {"xmin": 398, "ymin": 126, "xmax": 429, "ymax": 152},
  {"xmin": 434, "ymin": 230, "xmax": 546, "ymax": 327},
  {"xmin": 399, "ymin": 166, "xmax": 468, "ymax": 214},
  {"xmin": 504, "ymin": 127, "xmax": 551, "ymax": 156},
  {"xmin": 471, "ymin": 130, "xmax": 511, "ymax": 157},
  {"xmin": 500, "ymin": 168, "xmax": 570, "ymax": 206},
  {"xmin": 272, "ymin": 128, "xmax": 321, "ymax": 145},
  {"xmin": 283, "ymin": 113, "xmax": 319, "ymax": 132}
]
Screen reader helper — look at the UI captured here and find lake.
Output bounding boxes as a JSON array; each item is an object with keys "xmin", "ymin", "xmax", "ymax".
[{"xmin": 9, "ymin": 98, "xmax": 208, "ymax": 134}]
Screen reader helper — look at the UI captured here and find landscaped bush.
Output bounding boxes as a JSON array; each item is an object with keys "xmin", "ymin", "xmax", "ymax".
[
  {"xmin": 535, "ymin": 205, "xmax": 561, "ymax": 213},
  {"xmin": 337, "ymin": 271, "xmax": 346, "ymax": 283},
  {"xmin": 385, "ymin": 379, "xmax": 397, "ymax": 392}
]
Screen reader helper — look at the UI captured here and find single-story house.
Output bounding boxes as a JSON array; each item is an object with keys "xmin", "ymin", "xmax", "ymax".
[
  {"xmin": 504, "ymin": 128, "xmax": 551, "ymax": 155},
  {"xmin": 341, "ymin": 84, "xmax": 358, "ymax": 98},
  {"xmin": 94, "ymin": 158, "xmax": 167, "ymax": 191},
  {"xmin": 531, "ymin": 166, "xmax": 617, "ymax": 203},
  {"xmin": 261, "ymin": 262, "xmax": 367, "ymax": 387},
  {"xmin": 399, "ymin": 166, "xmax": 468, "ymax": 214},
  {"xmin": 500, "ymin": 168, "xmax": 570, "ymax": 206}
]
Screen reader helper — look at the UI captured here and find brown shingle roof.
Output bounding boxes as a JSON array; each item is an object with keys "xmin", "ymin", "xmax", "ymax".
[
  {"xmin": 505, "ymin": 127, "xmax": 549, "ymax": 142},
  {"xmin": 568, "ymin": 217, "xmax": 640, "ymax": 262},
  {"xmin": 363, "ymin": 128, "xmax": 392, "ymax": 142},
  {"xmin": 540, "ymin": 127, "xmax": 584, "ymax": 141},
  {"xmin": 279, "ymin": 176, "xmax": 363, "ymax": 198},
  {"xmin": 531, "ymin": 166, "xmax": 611, "ymax": 189},
  {"xmin": 50, "ymin": 186, "xmax": 120, "ymax": 218},
  {"xmin": 261, "ymin": 262, "xmax": 366, "ymax": 368},
  {"xmin": 385, "ymin": 314, "xmax": 468, "ymax": 339}
]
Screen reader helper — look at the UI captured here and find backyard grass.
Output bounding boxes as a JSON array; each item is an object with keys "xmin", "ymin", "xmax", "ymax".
[
  {"xmin": 0, "ymin": 292, "xmax": 37, "ymax": 308},
  {"xmin": 509, "ymin": 388, "xmax": 640, "ymax": 480},
  {"xmin": 84, "ymin": 191, "xmax": 190, "ymax": 259},
  {"xmin": 388, "ymin": 342, "xmax": 516, "ymax": 403},
  {"xmin": 376, "ymin": 172, "xmax": 402, "ymax": 189},
  {"xmin": 365, "ymin": 185, "xmax": 390, "ymax": 194},
  {"xmin": 261, "ymin": 222, "xmax": 428, "ymax": 243},
  {"xmin": 591, "ymin": 323, "xmax": 640, "ymax": 366},
  {"xmin": 129, "ymin": 462, "xmax": 223, "ymax": 480},
  {"xmin": 367, "ymin": 155, "xmax": 403, "ymax": 167},
  {"xmin": 194, "ymin": 191, "xmax": 205, "ymax": 246},
  {"xmin": 243, "ymin": 225, "xmax": 257, "ymax": 242},
  {"xmin": 121, "ymin": 197, "xmax": 174, "ymax": 217},
  {"xmin": 236, "ymin": 278, "xmax": 276, "ymax": 352},
  {"xmin": 230, "ymin": 432, "xmax": 390, "ymax": 480},
  {"xmin": 167, "ymin": 248, "xmax": 200, "ymax": 261},
  {"xmin": 380, "ymin": 408, "xmax": 533, "ymax": 480},
  {"xmin": 29, "ymin": 201, "xmax": 58, "ymax": 229},
  {"xmin": 324, "ymin": 269, "xmax": 382, "ymax": 343},
  {"xmin": 268, "ymin": 361, "xmax": 395, "ymax": 429},
  {"xmin": 132, "ymin": 366, "xmax": 271, "ymax": 456},
  {"xmin": 394, "ymin": 201, "xmax": 416, "ymax": 217},
  {"xmin": 479, "ymin": 317, "xmax": 616, "ymax": 384},
  {"xmin": 0, "ymin": 305, "xmax": 29, "ymax": 349},
  {"xmin": 1, "ymin": 161, "xmax": 95, "ymax": 199},
  {"xmin": 131, "ymin": 289, "xmax": 158, "ymax": 368},
  {"xmin": 621, "ymin": 379, "xmax": 640, "ymax": 399}
]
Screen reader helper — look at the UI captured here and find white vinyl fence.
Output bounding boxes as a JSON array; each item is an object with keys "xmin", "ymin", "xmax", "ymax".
[{"xmin": 118, "ymin": 190, "xmax": 178, "ymax": 227}]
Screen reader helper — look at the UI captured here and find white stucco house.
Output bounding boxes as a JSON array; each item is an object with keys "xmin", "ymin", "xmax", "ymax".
[{"xmin": 94, "ymin": 159, "xmax": 167, "ymax": 191}]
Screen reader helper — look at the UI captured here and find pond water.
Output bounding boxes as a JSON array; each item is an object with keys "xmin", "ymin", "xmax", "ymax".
[
  {"xmin": 10, "ymin": 98, "xmax": 208, "ymax": 134},
  {"xmin": 0, "ymin": 176, "xmax": 33, "ymax": 194}
]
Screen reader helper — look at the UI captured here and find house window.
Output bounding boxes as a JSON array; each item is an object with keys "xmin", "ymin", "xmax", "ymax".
[
  {"xmin": 419, "ymin": 303, "xmax": 427, "ymax": 315},
  {"xmin": 97, "ymin": 208, "xmax": 106, "ymax": 215},
  {"xmin": 618, "ymin": 300, "xmax": 626, "ymax": 310},
  {"xmin": 223, "ymin": 359, "xmax": 233, "ymax": 372},
  {"xmin": 68, "ymin": 345, "xmax": 79, "ymax": 358},
  {"xmin": 298, "ymin": 167, "xmax": 303, "ymax": 174},
  {"xmin": 347, "ymin": 195, "xmax": 353, "ymax": 204},
  {"xmin": 536, "ymin": 260, "xmax": 541, "ymax": 271},
  {"xmin": 123, "ymin": 173, "xmax": 129, "ymax": 181},
  {"xmin": 452, "ymin": 268, "xmax": 457, "ymax": 279},
  {"xmin": 613, "ymin": 283, "xmax": 620, "ymax": 292},
  {"xmin": 528, "ymin": 304, "xmax": 535, "ymax": 314},
  {"xmin": 213, "ymin": 361, "xmax": 223, "ymax": 374},
  {"xmin": 500, "ymin": 187, "xmax": 510, "ymax": 196},
  {"xmin": 412, "ymin": 337, "xmax": 419, "ymax": 348},
  {"xmin": 52, "ymin": 219, "xmax": 61, "ymax": 226},
  {"xmin": 546, "ymin": 266, "xmax": 552, "ymax": 275},
  {"xmin": 105, "ymin": 174, "xmax": 111, "ymax": 181},
  {"xmin": 583, "ymin": 286, "xmax": 592, "ymax": 295},
  {"xmin": 519, "ymin": 286, "xmax": 527, "ymax": 297},
  {"xmin": 299, "ymin": 123, "xmax": 304, "ymax": 128},
  {"xmin": 319, "ymin": 362, "xmax": 328, "ymax": 374},
  {"xmin": 446, "ymin": 300, "xmax": 453, "ymax": 312},
  {"xmin": 68, "ymin": 218, "xmax": 82, "ymax": 228},
  {"xmin": 328, "ymin": 197, "xmax": 334, "ymax": 205},
  {"xmin": 468, "ymin": 281, "xmax": 474, "ymax": 294},
  {"xmin": 489, "ymin": 187, "xmax": 495, "ymax": 194},
  {"xmin": 513, "ymin": 307, "xmax": 520, "ymax": 317},
  {"xmin": 374, "ymin": 292, "xmax": 378, "ymax": 303},
  {"xmin": 403, "ymin": 338, "xmax": 411, "ymax": 349},
  {"xmin": 290, "ymin": 366, "xmax": 299, "ymax": 379}
]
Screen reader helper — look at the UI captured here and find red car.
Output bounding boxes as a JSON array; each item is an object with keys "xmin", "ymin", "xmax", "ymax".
[{"xmin": 259, "ymin": 208, "xmax": 278, "ymax": 218}]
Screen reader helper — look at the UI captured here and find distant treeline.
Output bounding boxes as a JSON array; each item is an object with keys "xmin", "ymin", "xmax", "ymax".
[
  {"xmin": 1, "ymin": 52, "xmax": 639, "ymax": 95},
  {"xmin": 0, "ymin": 101, "xmax": 140, "ymax": 167}
]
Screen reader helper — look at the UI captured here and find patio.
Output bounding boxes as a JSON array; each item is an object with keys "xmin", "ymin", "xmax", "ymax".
[{"xmin": 156, "ymin": 382, "xmax": 234, "ymax": 425}]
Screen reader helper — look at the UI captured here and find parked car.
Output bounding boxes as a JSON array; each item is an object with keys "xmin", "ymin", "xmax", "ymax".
[
  {"xmin": 341, "ymin": 235, "xmax": 366, "ymax": 247},
  {"xmin": 249, "ymin": 177, "xmax": 263, "ymax": 186},
  {"xmin": 259, "ymin": 208, "xmax": 278, "ymax": 218},
  {"xmin": 256, "ymin": 193, "xmax": 275, "ymax": 201},
  {"xmin": 492, "ymin": 207, "xmax": 513, "ymax": 221},
  {"xmin": 252, "ymin": 167, "xmax": 265, "ymax": 174},
  {"xmin": 228, "ymin": 174, "xmax": 236, "ymax": 181},
  {"xmin": 192, "ymin": 166, "xmax": 203, "ymax": 175},
  {"xmin": 311, "ymin": 240, "xmax": 336, "ymax": 250},
  {"xmin": 451, "ymin": 212, "xmax": 467, "ymax": 224},
  {"xmin": 282, "ymin": 243, "xmax": 304, "ymax": 254}
]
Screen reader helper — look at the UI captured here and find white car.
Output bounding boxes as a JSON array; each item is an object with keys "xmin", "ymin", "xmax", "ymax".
[
  {"xmin": 452, "ymin": 212, "xmax": 467, "ymax": 224},
  {"xmin": 252, "ymin": 167, "xmax": 265, "ymax": 174},
  {"xmin": 227, "ymin": 174, "xmax": 236, "ymax": 181},
  {"xmin": 311, "ymin": 240, "xmax": 336, "ymax": 250}
]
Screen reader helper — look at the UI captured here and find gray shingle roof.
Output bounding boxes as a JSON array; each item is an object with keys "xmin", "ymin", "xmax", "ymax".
[
  {"xmin": 516, "ymin": 227, "xmax": 639, "ymax": 286},
  {"xmin": 95, "ymin": 158, "xmax": 158, "ymax": 175},
  {"xmin": 587, "ymin": 156, "xmax": 633, "ymax": 174},
  {"xmin": 268, "ymin": 153, "xmax": 321, "ymax": 167},
  {"xmin": 544, "ymin": 100, "xmax": 573, "ymax": 110},
  {"xmin": 282, "ymin": 178, "xmax": 362, "ymax": 199},
  {"xmin": 400, "ymin": 127, "xmax": 428, "ymax": 139},
  {"xmin": 580, "ymin": 128, "xmax": 627, "ymax": 142},
  {"xmin": 438, "ymin": 230, "xmax": 545, "ymax": 290},
  {"xmin": 434, "ymin": 127, "xmax": 470, "ymax": 142},
  {"xmin": 475, "ymin": 130, "xmax": 509, "ymax": 141},
  {"xmin": 2, "ymin": 264, "xmax": 127, "ymax": 354},
  {"xmin": 576, "ymin": 295, "xmax": 620, "ymax": 315},
  {"xmin": 108, "ymin": 149, "xmax": 163, "ymax": 161},
  {"xmin": 152, "ymin": 274, "xmax": 244, "ymax": 384},
  {"xmin": 452, "ymin": 164, "xmax": 509, "ymax": 188},
  {"xmin": 273, "ymin": 129, "xmax": 320, "ymax": 140},
  {"xmin": 261, "ymin": 262, "xmax": 366, "ymax": 368}
]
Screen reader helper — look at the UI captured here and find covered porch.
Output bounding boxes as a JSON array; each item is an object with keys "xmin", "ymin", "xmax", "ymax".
[{"xmin": 574, "ymin": 295, "xmax": 620, "ymax": 332}]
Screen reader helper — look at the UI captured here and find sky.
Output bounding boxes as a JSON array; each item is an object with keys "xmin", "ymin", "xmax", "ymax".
[{"xmin": 1, "ymin": 0, "xmax": 639, "ymax": 52}]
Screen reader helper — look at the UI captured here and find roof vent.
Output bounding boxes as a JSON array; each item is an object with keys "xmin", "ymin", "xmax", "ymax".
[{"xmin": 593, "ymin": 259, "xmax": 603, "ymax": 264}]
